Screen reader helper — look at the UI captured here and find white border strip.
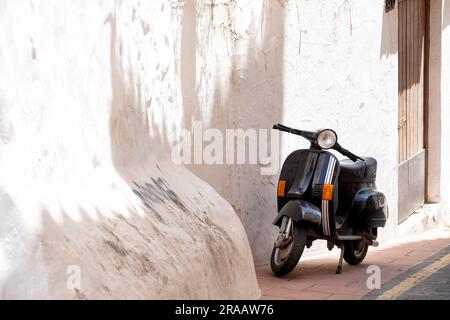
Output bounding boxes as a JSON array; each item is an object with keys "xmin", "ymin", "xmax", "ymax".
[{"xmin": 322, "ymin": 157, "xmax": 336, "ymax": 236}]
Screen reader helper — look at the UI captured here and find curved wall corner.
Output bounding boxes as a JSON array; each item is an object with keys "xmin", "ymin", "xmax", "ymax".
[{"xmin": 0, "ymin": 1, "xmax": 260, "ymax": 300}]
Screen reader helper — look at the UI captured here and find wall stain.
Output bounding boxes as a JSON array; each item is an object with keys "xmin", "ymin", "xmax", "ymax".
[
  {"xmin": 132, "ymin": 177, "xmax": 188, "ymax": 220},
  {"xmin": 104, "ymin": 239, "xmax": 129, "ymax": 257}
]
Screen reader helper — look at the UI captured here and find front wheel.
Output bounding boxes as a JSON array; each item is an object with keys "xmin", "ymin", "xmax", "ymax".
[
  {"xmin": 344, "ymin": 238, "xmax": 369, "ymax": 265},
  {"xmin": 270, "ymin": 223, "xmax": 307, "ymax": 277}
]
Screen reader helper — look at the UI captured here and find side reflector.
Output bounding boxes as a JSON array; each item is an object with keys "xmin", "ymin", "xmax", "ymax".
[
  {"xmin": 278, "ymin": 180, "xmax": 287, "ymax": 197},
  {"xmin": 323, "ymin": 184, "xmax": 335, "ymax": 201}
]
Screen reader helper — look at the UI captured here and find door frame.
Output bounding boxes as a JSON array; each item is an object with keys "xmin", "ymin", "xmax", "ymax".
[
  {"xmin": 397, "ymin": 0, "xmax": 443, "ymax": 224},
  {"xmin": 424, "ymin": 0, "xmax": 442, "ymax": 204},
  {"xmin": 397, "ymin": 0, "xmax": 441, "ymax": 224}
]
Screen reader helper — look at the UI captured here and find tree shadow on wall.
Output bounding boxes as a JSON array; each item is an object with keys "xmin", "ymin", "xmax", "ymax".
[
  {"xmin": 106, "ymin": 11, "xmax": 155, "ymax": 168},
  {"xmin": 380, "ymin": 1, "xmax": 398, "ymax": 58},
  {"xmin": 180, "ymin": 0, "xmax": 287, "ymax": 266},
  {"xmin": 104, "ymin": 0, "xmax": 287, "ymax": 267},
  {"xmin": 104, "ymin": 2, "xmax": 257, "ymax": 297}
]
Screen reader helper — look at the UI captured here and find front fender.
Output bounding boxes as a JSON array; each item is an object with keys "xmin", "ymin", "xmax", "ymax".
[{"xmin": 273, "ymin": 200, "xmax": 322, "ymax": 227}]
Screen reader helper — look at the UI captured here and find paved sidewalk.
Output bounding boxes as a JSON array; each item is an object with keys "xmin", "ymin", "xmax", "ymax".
[
  {"xmin": 365, "ymin": 244, "xmax": 450, "ymax": 300},
  {"xmin": 257, "ymin": 228, "xmax": 450, "ymax": 300}
]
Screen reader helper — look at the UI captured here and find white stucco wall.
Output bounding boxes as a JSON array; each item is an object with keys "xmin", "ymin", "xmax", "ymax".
[
  {"xmin": 187, "ymin": 0, "xmax": 399, "ymax": 265},
  {"xmin": 1, "ymin": 0, "xmax": 447, "ymax": 298},
  {"xmin": 441, "ymin": 0, "xmax": 450, "ymax": 218},
  {"xmin": 0, "ymin": 0, "xmax": 260, "ymax": 299},
  {"xmin": 280, "ymin": 0, "xmax": 399, "ymax": 256},
  {"xmin": 185, "ymin": 0, "xmax": 287, "ymax": 265}
]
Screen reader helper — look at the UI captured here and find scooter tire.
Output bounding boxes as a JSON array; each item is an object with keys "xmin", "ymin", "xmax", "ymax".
[
  {"xmin": 270, "ymin": 223, "xmax": 307, "ymax": 277},
  {"xmin": 344, "ymin": 239, "xmax": 369, "ymax": 265}
]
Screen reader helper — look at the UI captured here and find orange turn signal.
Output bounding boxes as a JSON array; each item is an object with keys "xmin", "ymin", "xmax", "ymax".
[
  {"xmin": 278, "ymin": 180, "xmax": 287, "ymax": 197},
  {"xmin": 322, "ymin": 184, "xmax": 335, "ymax": 201}
]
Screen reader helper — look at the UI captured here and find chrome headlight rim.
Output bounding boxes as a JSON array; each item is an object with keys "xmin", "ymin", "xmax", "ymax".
[{"xmin": 317, "ymin": 129, "xmax": 338, "ymax": 150}]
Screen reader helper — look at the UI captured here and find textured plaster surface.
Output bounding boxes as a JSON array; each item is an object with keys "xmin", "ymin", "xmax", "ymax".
[
  {"xmin": 187, "ymin": 0, "xmax": 399, "ymax": 265},
  {"xmin": 0, "ymin": 0, "xmax": 449, "ymax": 298},
  {"xmin": 0, "ymin": 0, "xmax": 260, "ymax": 299},
  {"xmin": 441, "ymin": 0, "xmax": 450, "ymax": 221}
]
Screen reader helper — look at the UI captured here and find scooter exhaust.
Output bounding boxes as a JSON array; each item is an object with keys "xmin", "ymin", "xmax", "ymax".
[{"xmin": 370, "ymin": 240, "xmax": 380, "ymax": 248}]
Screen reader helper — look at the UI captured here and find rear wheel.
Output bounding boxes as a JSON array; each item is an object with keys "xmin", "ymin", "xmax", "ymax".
[
  {"xmin": 344, "ymin": 238, "xmax": 369, "ymax": 265},
  {"xmin": 271, "ymin": 223, "xmax": 307, "ymax": 277}
]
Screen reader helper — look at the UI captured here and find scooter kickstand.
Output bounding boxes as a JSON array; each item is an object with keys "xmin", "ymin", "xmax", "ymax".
[{"xmin": 336, "ymin": 245, "xmax": 345, "ymax": 275}]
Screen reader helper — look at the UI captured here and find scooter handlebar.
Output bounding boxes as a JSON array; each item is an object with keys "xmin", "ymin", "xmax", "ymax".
[
  {"xmin": 335, "ymin": 143, "xmax": 364, "ymax": 162},
  {"xmin": 273, "ymin": 124, "xmax": 317, "ymax": 143},
  {"xmin": 274, "ymin": 123, "xmax": 364, "ymax": 163},
  {"xmin": 273, "ymin": 123, "xmax": 292, "ymax": 133}
]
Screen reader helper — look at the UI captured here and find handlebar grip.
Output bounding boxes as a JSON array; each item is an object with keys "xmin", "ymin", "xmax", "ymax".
[
  {"xmin": 347, "ymin": 153, "xmax": 359, "ymax": 162},
  {"xmin": 336, "ymin": 144, "xmax": 364, "ymax": 162},
  {"xmin": 273, "ymin": 123, "xmax": 292, "ymax": 132}
]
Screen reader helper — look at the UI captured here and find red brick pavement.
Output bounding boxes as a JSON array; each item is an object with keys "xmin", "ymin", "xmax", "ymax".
[{"xmin": 257, "ymin": 228, "xmax": 450, "ymax": 300}]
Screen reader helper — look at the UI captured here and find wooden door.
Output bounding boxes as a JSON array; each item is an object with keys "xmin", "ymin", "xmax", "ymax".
[{"xmin": 398, "ymin": 0, "xmax": 427, "ymax": 223}]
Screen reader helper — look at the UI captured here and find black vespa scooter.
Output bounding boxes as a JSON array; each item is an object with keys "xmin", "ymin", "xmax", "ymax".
[{"xmin": 271, "ymin": 124, "xmax": 388, "ymax": 276}]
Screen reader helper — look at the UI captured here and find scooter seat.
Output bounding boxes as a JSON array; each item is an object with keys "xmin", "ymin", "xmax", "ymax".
[{"xmin": 339, "ymin": 157, "xmax": 377, "ymax": 183}]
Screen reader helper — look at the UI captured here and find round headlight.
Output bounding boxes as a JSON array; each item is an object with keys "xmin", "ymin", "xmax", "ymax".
[{"xmin": 317, "ymin": 129, "xmax": 337, "ymax": 149}]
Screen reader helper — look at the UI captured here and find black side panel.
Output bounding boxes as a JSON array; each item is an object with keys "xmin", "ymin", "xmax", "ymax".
[
  {"xmin": 338, "ymin": 181, "xmax": 376, "ymax": 220},
  {"xmin": 352, "ymin": 189, "xmax": 388, "ymax": 228},
  {"xmin": 339, "ymin": 157, "xmax": 378, "ymax": 183},
  {"xmin": 277, "ymin": 150, "xmax": 319, "ymax": 211}
]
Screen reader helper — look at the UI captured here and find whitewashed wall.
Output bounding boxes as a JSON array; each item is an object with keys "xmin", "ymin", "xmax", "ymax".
[
  {"xmin": 280, "ymin": 0, "xmax": 399, "ymax": 256},
  {"xmin": 0, "ymin": 0, "xmax": 447, "ymax": 298},
  {"xmin": 188, "ymin": 0, "xmax": 399, "ymax": 265},
  {"xmin": 441, "ymin": 0, "xmax": 450, "ymax": 218},
  {"xmin": 186, "ymin": 0, "xmax": 288, "ymax": 265},
  {"xmin": 0, "ymin": 0, "xmax": 260, "ymax": 299}
]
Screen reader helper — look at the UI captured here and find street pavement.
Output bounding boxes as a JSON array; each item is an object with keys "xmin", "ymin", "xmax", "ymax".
[
  {"xmin": 396, "ymin": 261, "xmax": 449, "ymax": 300},
  {"xmin": 257, "ymin": 228, "xmax": 450, "ymax": 300}
]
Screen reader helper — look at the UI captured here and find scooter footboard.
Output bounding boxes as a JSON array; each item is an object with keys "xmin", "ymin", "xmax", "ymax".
[{"xmin": 273, "ymin": 200, "xmax": 322, "ymax": 227}]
